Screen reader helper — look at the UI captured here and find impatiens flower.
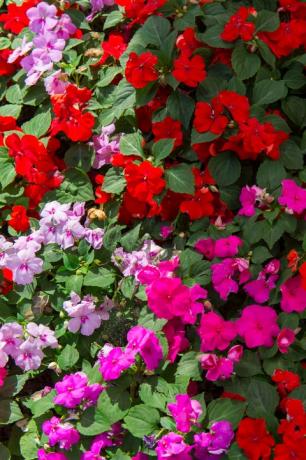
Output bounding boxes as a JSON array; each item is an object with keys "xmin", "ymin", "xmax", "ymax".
[
  {"xmin": 259, "ymin": 19, "xmax": 306, "ymax": 58},
  {"xmin": 218, "ymin": 90, "xmax": 250, "ymax": 123},
  {"xmin": 214, "ymin": 236, "xmax": 243, "ymax": 258},
  {"xmin": 156, "ymin": 433, "xmax": 192, "ymax": 460},
  {"xmin": 98, "ymin": 345, "xmax": 135, "ymax": 381},
  {"xmin": 91, "ymin": 124, "xmax": 121, "ymax": 168},
  {"xmin": 0, "ymin": 0, "xmax": 36, "ymax": 34},
  {"xmin": 0, "ymin": 367, "xmax": 7, "ymax": 388},
  {"xmin": 272, "ymin": 369, "xmax": 300, "ymax": 398},
  {"xmin": 168, "ymin": 394, "xmax": 202, "ymax": 433},
  {"xmin": 280, "ymin": 275, "xmax": 306, "ymax": 313},
  {"xmin": 44, "ymin": 70, "xmax": 68, "ymax": 95},
  {"xmin": 14, "ymin": 339, "xmax": 44, "ymax": 371},
  {"xmin": 278, "ymin": 179, "xmax": 306, "ymax": 215},
  {"xmin": 200, "ymin": 354, "xmax": 234, "ymax": 381},
  {"xmin": 299, "ymin": 261, "xmax": 306, "ymax": 290},
  {"xmin": 238, "ymin": 185, "xmax": 271, "ymax": 217},
  {"xmin": 87, "ymin": 0, "xmax": 115, "ymax": 21},
  {"xmin": 63, "ymin": 293, "xmax": 102, "ymax": 336},
  {"xmin": 172, "ymin": 54, "xmax": 206, "ymax": 87},
  {"xmin": 198, "ymin": 312, "xmax": 236, "ymax": 352},
  {"xmin": 127, "ymin": 326, "xmax": 163, "ymax": 370},
  {"xmin": 221, "ymin": 7, "xmax": 256, "ymax": 42},
  {"xmin": 26, "ymin": 323, "xmax": 58, "ymax": 349},
  {"xmin": 236, "ymin": 418, "xmax": 275, "ymax": 460},
  {"xmin": 27, "ymin": 2, "xmax": 58, "ymax": 34},
  {"xmin": 8, "ymin": 205, "xmax": 30, "ymax": 233},
  {"xmin": 163, "ymin": 318, "xmax": 189, "ymax": 363},
  {"xmin": 211, "ymin": 258, "xmax": 250, "ymax": 300},
  {"xmin": 237, "ymin": 305, "xmax": 280, "ymax": 348},
  {"xmin": 42, "ymin": 416, "xmax": 80, "ymax": 450},
  {"xmin": 193, "ymin": 100, "xmax": 228, "ymax": 135},
  {"xmin": 54, "ymin": 372, "xmax": 103, "ymax": 408},
  {"xmin": 194, "ymin": 420, "xmax": 234, "ymax": 459},
  {"xmin": 125, "ymin": 52, "xmax": 159, "ymax": 89},
  {"xmin": 0, "ymin": 322, "xmax": 23, "ymax": 356},
  {"xmin": 152, "ymin": 116, "xmax": 183, "ymax": 149},
  {"xmin": 6, "ymin": 249, "xmax": 43, "ymax": 285},
  {"xmin": 38, "ymin": 450, "xmax": 68, "ymax": 460},
  {"xmin": 277, "ymin": 328, "xmax": 295, "ymax": 354}
]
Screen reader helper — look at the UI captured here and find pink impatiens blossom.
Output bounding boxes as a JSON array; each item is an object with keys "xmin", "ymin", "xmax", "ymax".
[
  {"xmin": 98, "ymin": 345, "xmax": 135, "ymax": 381},
  {"xmin": 6, "ymin": 248, "xmax": 43, "ymax": 285},
  {"xmin": 236, "ymin": 305, "xmax": 280, "ymax": 348},
  {"xmin": 195, "ymin": 238, "xmax": 215, "ymax": 260},
  {"xmin": 63, "ymin": 293, "xmax": 103, "ymax": 336},
  {"xmin": 14, "ymin": 338, "xmax": 44, "ymax": 371},
  {"xmin": 54, "ymin": 372, "xmax": 104, "ymax": 409},
  {"xmin": 200, "ymin": 354, "xmax": 234, "ymax": 381},
  {"xmin": 38, "ymin": 450, "xmax": 68, "ymax": 460},
  {"xmin": 163, "ymin": 318, "xmax": 189, "ymax": 363},
  {"xmin": 194, "ymin": 420, "xmax": 234, "ymax": 459},
  {"xmin": 156, "ymin": 432, "xmax": 192, "ymax": 460},
  {"xmin": 278, "ymin": 179, "xmax": 306, "ymax": 215},
  {"xmin": 81, "ymin": 423, "xmax": 123, "ymax": 459},
  {"xmin": 126, "ymin": 325, "xmax": 163, "ymax": 370},
  {"xmin": 42, "ymin": 416, "xmax": 80, "ymax": 450},
  {"xmin": 168, "ymin": 394, "xmax": 203, "ymax": 433},
  {"xmin": 238, "ymin": 185, "xmax": 272, "ymax": 217},
  {"xmin": 26, "ymin": 322, "xmax": 58, "ymax": 349},
  {"xmin": 280, "ymin": 275, "xmax": 306, "ymax": 313},
  {"xmin": 211, "ymin": 258, "xmax": 250, "ymax": 300},
  {"xmin": 195, "ymin": 236, "xmax": 242, "ymax": 259},
  {"xmin": 198, "ymin": 312, "xmax": 237, "ymax": 352},
  {"xmin": 243, "ymin": 259, "xmax": 280, "ymax": 304},
  {"xmin": 277, "ymin": 328, "xmax": 296, "ymax": 354},
  {"xmin": 0, "ymin": 367, "xmax": 7, "ymax": 388}
]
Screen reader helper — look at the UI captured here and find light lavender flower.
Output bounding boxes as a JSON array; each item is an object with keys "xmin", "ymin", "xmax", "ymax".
[
  {"xmin": 91, "ymin": 124, "xmax": 121, "ymax": 169},
  {"xmin": 27, "ymin": 2, "xmax": 58, "ymax": 34},
  {"xmin": 40, "ymin": 201, "xmax": 71, "ymax": 225},
  {"xmin": 44, "ymin": 70, "xmax": 68, "ymax": 95},
  {"xmin": 6, "ymin": 249, "xmax": 43, "ymax": 285},
  {"xmin": 84, "ymin": 228, "xmax": 104, "ymax": 250},
  {"xmin": 15, "ymin": 338, "xmax": 44, "ymax": 371},
  {"xmin": 26, "ymin": 323, "xmax": 58, "ymax": 349},
  {"xmin": 87, "ymin": 0, "xmax": 115, "ymax": 21},
  {"xmin": 63, "ymin": 293, "xmax": 102, "ymax": 336},
  {"xmin": 0, "ymin": 236, "xmax": 13, "ymax": 268},
  {"xmin": 0, "ymin": 322, "xmax": 23, "ymax": 356}
]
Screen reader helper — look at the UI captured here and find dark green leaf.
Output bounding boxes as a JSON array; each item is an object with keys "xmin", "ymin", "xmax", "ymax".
[
  {"xmin": 165, "ymin": 164, "xmax": 195, "ymax": 194},
  {"xmin": 209, "ymin": 152, "xmax": 241, "ymax": 187},
  {"xmin": 232, "ymin": 45, "xmax": 261, "ymax": 80}
]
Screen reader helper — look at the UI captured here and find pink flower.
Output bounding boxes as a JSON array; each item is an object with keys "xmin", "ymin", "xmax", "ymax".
[
  {"xmin": 160, "ymin": 225, "xmax": 173, "ymax": 239},
  {"xmin": 6, "ymin": 248, "xmax": 43, "ymax": 285},
  {"xmin": 195, "ymin": 238, "xmax": 215, "ymax": 260},
  {"xmin": 238, "ymin": 186, "xmax": 258, "ymax": 217},
  {"xmin": 214, "ymin": 236, "xmax": 243, "ymax": 258},
  {"xmin": 14, "ymin": 339, "xmax": 44, "ymax": 371},
  {"xmin": 98, "ymin": 346, "xmax": 135, "ymax": 381},
  {"xmin": 278, "ymin": 179, "xmax": 306, "ymax": 214},
  {"xmin": 198, "ymin": 312, "xmax": 236, "ymax": 352},
  {"xmin": 26, "ymin": 322, "xmax": 58, "ymax": 349},
  {"xmin": 168, "ymin": 394, "xmax": 202, "ymax": 433},
  {"xmin": 54, "ymin": 372, "xmax": 89, "ymax": 408},
  {"xmin": 237, "ymin": 305, "xmax": 280, "ymax": 348},
  {"xmin": 38, "ymin": 450, "xmax": 68, "ymax": 460},
  {"xmin": 63, "ymin": 293, "xmax": 102, "ymax": 336},
  {"xmin": 0, "ymin": 367, "xmax": 7, "ymax": 388},
  {"xmin": 156, "ymin": 432, "xmax": 192, "ymax": 460},
  {"xmin": 163, "ymin": 319, "xmax": 189, "ymax": 363},
  {"xmin": 277, "ymin": 328, "xmax": 295, "ymax": 354},
  {"xmin": 42, "ymin": 416, "xmax": 80, "ymax": 450},
  {"xmin": 280, "ymin": 275, "xmax": 306, "ymax": 313},
  {"xmin": 200, "ymin": 354, "xmax": 234, "ymax": 381},
  {"xmin": 227, "ymin": 345, "xmax": 243, "ymax": 362},
  {"xmin": 127, "ymin": 326, "xmax": 163, "ymax": 370},
  {"xmin": 211, "ymin": 258, "xmax": 250, "ymax": 300}
]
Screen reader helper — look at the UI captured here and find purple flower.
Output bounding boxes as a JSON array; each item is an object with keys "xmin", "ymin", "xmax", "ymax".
[
  {"xmin": 44, "ymin": 70, "xmax": 68, "ymax": 95},
  {"xmin": 27, "ymin": 2, "xmax": 58, "ymax": 34},
  {"xmin": 6, "ymin": 249, "xmax": 43, "ymax": 285},
  {"xmin": 98, "ymin": 345, "xmax": 135, "ymax": 381},
  {"xmin": 26, "ymin": 323, "xmax": 58, "ymax": 349},
  {"xmin": 15, "ymin": 339, "xmax": 44, "ymax": 371},
  {"xmin": 42, "ymin": 416, "xmax": 80, "ymax": 450},
  {"xmin": 0, "ymin": 323, "xmax": 23, "ymax": 356},
  {"xmin": 54, "ymin": 14, "xmax": 76, "ymax": 39},
  {"xmin": 84, "ymin": 228, "xmax": 104, "ymax": 249},
  {"xmin": 168, "ymin": 394, "xmax": 203, "ymax": 433},
  {"xmin": 91, "ymin": 124, "xmax": 121, "ymax": 169},
  {"xmin": 87, "ymin": 0, "xmax": 115, "ymax": 21},
  {"xmin": 194, "ymin": 421, "xmax": 234, "ymax": 459},
  {"xmin": 156, "ymin": 433, "xmax": 192, "ymax": 460},
  {"xmin": 33, "ymin": 32, "xmax": 65, "ymax": 62}
]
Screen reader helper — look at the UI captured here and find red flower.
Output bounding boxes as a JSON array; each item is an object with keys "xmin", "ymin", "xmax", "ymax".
[
  {"xmin": 99, "ymin": 34, "xmax": 127, "ymax": 65},
  {"xmin": 237, "ymin": 418, "xmax": 275, "ymax": 460},
  {"xmin": 193, "ymin": 101, "xmax": 228, "ymax": 135},
  {"xmin": 172, "ymin": 54, "xmax": 206, "ymax": 87},
  {"xmin": 299, "ymin": 262, "xmax": 306, "ymax": 291},
  {"xmin": 287, "ymin": 249, "xmax": 299, "ymax": 272},
  {"xmin": 272, "ymin": 369, "xmax": 301, "ymax": 398},
  {"xmin": 221, "ymin": 6, "xmax": 256, "ymax": 42},
  {"xmin": 94, "ymin": 175, "xmax": 112, "ymax": 205},
  {"xmin": 115, "ymin": 0, "xmax": 166, "ymax": 26},
  {"xmin": 51, "ymin": 84, "xmax": 95, "ymax": 142},
  {"xmin": 8, "ymin": 205, "xmax": 30, "ymax": 233},
  {"xmin": 152, "ymin": 117, "xmax": 183, "ymax": 148},
  {"xmin": 0, "ymin": 49, "xmax": 18, "ymax": 77},
  {"xmin": 179, "ymin": 169, "xmax": 215, "ymax": 220},
  {"xmin": 125, "ymin": 160, "xmax": 165, "ymax": 201},
  {"xmin": 111, "ymin": 153, "xmax": 141, "ymax": 167},
  {"xmin": 221, "ymin": 391, "xmax": 246, "ymax": 402},
  {"xmin": 259, "ymin": 20, "xmax": 306, "ymax": 58},
  {"xmin": 125, "ymin": 52, "xmax": 159, "ymax": 89},
  {"xmin": 0, "ymin": 0, "xmax": 38, "ymax": 34},
  {"xmin": 218, "ymin": 90, "xmax": 250, "ymax": 123},
  {"xmin": 274, "ymin": 440, "xmax": 306, "ymax": 460},
  {"xmin": 0, "ymin": 269, "xmax": 13, "ymax": 296},
  {"xmin": 0, "ymin": 116, "xmax": 19, "ymax": 146},
  {"xmin": 176, "ymin": 28, "xmax": 203, "ymax": 57},
  {"xmin": 223, "ymin": 118, "xmax": 289, "ymax": 160}
]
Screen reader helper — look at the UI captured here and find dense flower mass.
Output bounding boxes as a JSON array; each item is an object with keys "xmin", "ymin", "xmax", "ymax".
[{"xmin": 0, "ymin": 0, "xmax": 305, "ymax": 458}]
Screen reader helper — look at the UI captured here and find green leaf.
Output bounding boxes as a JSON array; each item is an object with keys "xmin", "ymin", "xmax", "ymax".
[
  {"xmin": 232, "ymin": 45, "xmax": 261, "ymax": 80},
  {"xmin": 139, "ymin": 382, "xmax": 167, "ymax": 411},
  {"xmin": 0, "ymin": 37, "xmax": 10, "ymax": 50},
  {"xmin": 227, "ymin": 442, "xmax": 247, "ymax": 459},
  {"xmin": 64, "ymin": 143, "xmax": 94, "ymax": 172},
  {"xmin": 20, "ymin": 420, "xmax": 39, "ymax": 459},
  {"xmin": 252, "ymin": 80, "xmax": 287, "ymax": 105},
  {"xmin": 261, "ymin": 220, "xmax": 285, "ymax": 249},
  {"xmin": 208, "ymin": 398, "xmax": 246, "ymax": 429},
  {"xmin": 97, "ymin": 66, "xmax": 122, "ymax": 87},
  {"xmin": 209, "ymin": 152, "xmax": 241, "ymax": 187},
  {"xmin": 246, "ymin": 380, "xmax": 279, "ymax": 429},
  {"xmin": 24, "ymin": 391, "xmax": 56, "ymax": 418},
  {"xmin": 124, "ymin": 404, "xmax": 160, "ymax": 438},
  {"xmin": 257, "ymin": 40, "xmax": 276, "ymax": 67},
  {"xmin": 0, "ymin": 400, "xmax": 23, "ymax": 425},
  {"xmin": 0, "ymin": 156, "xmax": 16, "ymax": 189},
  {"xmin": 152, "ymin": 139, "xmax": 174, "ymax": 162},
  {"xmin": 58, "ymin": 345, "xmax": 79, "ymax": 370},
  {"xmin": 280, "ymin": 140, "xmax": 304, "ymax": 170},
  {"xmin": 43, "ymin": 168, "xmax": 94, "ymax": 204},
  {"xmin": 6, "ymin": 85, "xmax": 24, "ymax": 104},
  {"xmin": 120, "ymin": 133, "xmax": 144, "ymax": 157},
  {"xmin": 21, "ymin": 110, "xmax": 51, "ymax": 137},
  {"xmin": 83, "ymin": 267, "xmax": 115, "ymax": 288},
  {"xmin": 0, "ymin": 104, "xmax": 22, "ymax": 118},
  {"xmin": 255, "ymin": 10, "xmax": 280, "ymax": 32},
  {"xmin": 256, "ymin": 159, "xmax": 286, "ymax": 190},
  {"xmin": 283, "ymin": 66, "xmax": 306, "ymax": 90},
  {"xmin": 235, "ymin": 350, "xmax": 263, "ymax": 377},
  {"xmin": 165, "ymin": 164, "xmax": 195, "ymax": 194},
  {"xmin": 103, "ymin": 224, "xmax": 124, "ymax": 251},
  {"xmin": 200, "ymin": 25, "xmax": 233, "ymax": 48},
  {"xmin": 167, "ymin": 91, "xmax": 195, "ymax": 129},
  {"xmin": 0, "ymin": 443, "xmax": 10, "ymax": 460},
  {"xmin": 0, "ymin": 374, "xmax": 29, "ymax": 398},
  {"xmin": 121, "ymin": 224, "xmax": 141, "ymax": 251},
  {"xmin": 103, "ymin": 167, "xmax": 126, "ymax": 194},
  {"xmin": 176, "ymin": 351, "xmax": 202, "ymax": 381},
  {"xmin": 138, "ymin": 16, "xmax": 171, "ymax": 47},
  {"xmin": 103, "ymin": 10, "xmax": 123, "ymax": 30},
  {"xmin": 282, "ymin": 96, "xmax": 306, "ymax": 126}
]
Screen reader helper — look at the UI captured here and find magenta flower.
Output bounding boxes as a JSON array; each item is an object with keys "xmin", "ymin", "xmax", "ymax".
[
  {"xmin": 237, "ymin": 305, "xmax": 280, "ymax": 348},
  {"xmin": 42, "ymin": 416, "xmax": 80, "ymax": 450},
  {"xmin": 98, "ymin": 346, "xmax": 135, "ymax": 381},
  {"xmin": 81, "ymin": 423, "xmax": 123, "ymax": 459},
  {"xmin": 214, "ymin": 236, "xmax": 243, "ymax": 258},
  {"xmin": 211, "ymin": 258, "xmax": 250, "ymax": 300},
  {"xmin": 54, "ymin": 372, "xmax": 88, "ymax": 408},
  {"xmin": 163, "ymin": 318, "xmax": 189, "ymax": 363},
  {"xmin": 195, "ymin": 238, "xmax": 215, "ymax": 260},
  {"xmin": 198, "ymin": 312, "xmax": 237, "ymax": 352},
  {"xmin": 200, "ymin": 354, "xmax": 234, "ymax": 381},
  {"xmin": 280, "ymin": 275, "xmax": 306, "ymax": 313},
  {"xmin": 168, "ymin": 394, "xmax": 203, "ymax": 433},
  {"xmin": 277, "ymin": 328, "xmax": 295, "ymax": 354},
  {"xmin": 127, "ymin": 326, "xmax": 163, "ymax": 370},
  {"xmin": 194, "ymin": 420, "xmax": 234, "ymax": 459},
  {"xmin": 156, "ymin": 433, "xmax": 192, "ymax": 460},
  {"xmin": 278, "ymin": 179, "xmax": 306, "ymax": 215},
  {"xmin": 38, "ymin": 450, "xmax": 68, "ymax": 460}
]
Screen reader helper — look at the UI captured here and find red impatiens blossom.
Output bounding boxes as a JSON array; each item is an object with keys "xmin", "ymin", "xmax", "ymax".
[
  {"xmin": 221, "ymin": 6, "xmax": 256, "ymax": 42},
  {"xmin": 172, "ymin": 54, "xmax": 206, "ymax": 87},
  {"xmin": 179, "ymin": 168, "xmax": 215, "ymax": 220},
  {"xmin": 299, "ymin": 262, "xmax": 306, "ymax": 290},
  {"xmin": 176, "ymin": 28, "xmax": 203, "ymax": 57},
  {"xmin": 0, "ymin": 49, "xmax": 19, "ymax": 77},
  {"xmin": 237, "ymin": 418, "xmax": 275, "ymax": 460},
  {"xmin": 99, "ymin": 34, "xmax": 127, "ymax": 65},
  {"xmin": 51, "ymin": 84, "xmax": 95, "ymax": 142},
  {"xmin": 287, "ymin": 249, "xmax": 299, "ymax": 272},
  {"xmin": 115, "ymin": 0, "xmax": 166, "ymax": 26},
  {"xmin": 272, "ymin": 369, "xmax": 301, "ymax": 398},
  {"xmin": 0, "ymin": 269, "xmax": 13, "ymax": 296},
  {"xmin": 94, "ymin": 175, "xmax": 112, "ymax": 205},
  {"xmin": 0, "ymin": 0, "xmax": 38, "ymax": 34},
  {"xmin": 279, "ymin": 0, "xmax": 306, "ymax": 18},
  {"xmin": 259, "ymin": 20, "xmax": 306, "ymax": 58},
  {"xmin": 275, "ymin": 399, "xmax": 306, "ymax": 460},
  {"xmin": 125, "ymin": 160, "xmax": 165, "ymax": 201},
  {"xmin": 223, "ymin": 118, "xmax": 289, "ymax": 160},
  {"xmin": 136, "ymin": 87, "xmax": 170, "ymax": 133},
  {"xmin": 125, "ymin": 52, "xmax": 159, "ymax": 89},
  {"xmin": 218, "ymin": 90, "xmax": 250, "ymax": 123},
  {"xmin": 0, "ymin": 116, "xmax": 20, "ymax": 146},
  {"xmin": 152, "ymin": 117, "xmax": 183, "ymax": 148},
  {"xmin": 8, "ymin": 205, "xmax": 30, "ymax": 233},
  {"xmin": 193, "ymin": 100, "xmax": 228, "ymax": 135}
]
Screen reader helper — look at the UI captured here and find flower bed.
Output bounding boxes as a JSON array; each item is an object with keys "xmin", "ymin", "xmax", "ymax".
[{"xmin": 0, "ymin": 0, "xmax": 305, "ymax": 459}]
